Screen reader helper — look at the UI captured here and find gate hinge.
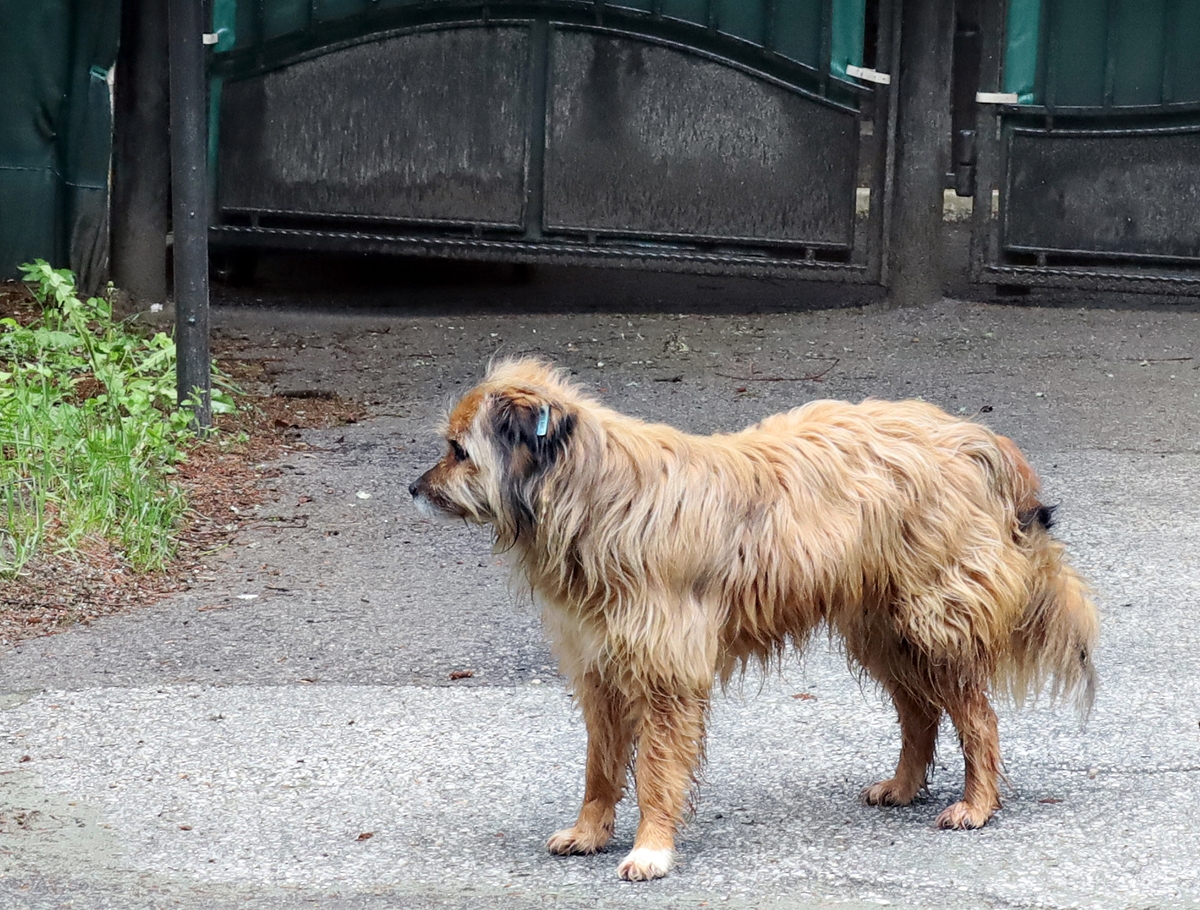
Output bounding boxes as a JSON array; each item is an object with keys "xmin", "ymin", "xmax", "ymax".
[{"xmin": 845, "ymin": 65, "xmax": 891, "ymax": 86}]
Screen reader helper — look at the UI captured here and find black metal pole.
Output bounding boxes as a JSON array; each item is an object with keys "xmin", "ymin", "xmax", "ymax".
[
  {"xmin": 112, "ymin": 0, "xmax": 171, "ymax": 303},
  {"xmin": 167, "ymin": 0, "xmax": 212, "ymax": 427},
  {"xmin": 888, "ymin": 0, "xmax": 955, "ymax": 306}
]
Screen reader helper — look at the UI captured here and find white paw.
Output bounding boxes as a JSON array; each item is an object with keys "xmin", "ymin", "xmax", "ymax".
[{"xmin": 617, "ymin": 846, "xmax": 674, "ymax": 881}]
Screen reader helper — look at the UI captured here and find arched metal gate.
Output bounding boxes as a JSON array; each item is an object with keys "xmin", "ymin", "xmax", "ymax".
[
  {"xmin": 969, "ymin": 0, "xmax": 1200, "ymax": 294},
  {"xmin": 206, "ymin": 0, "xmax": 895, "ymax": 281}
]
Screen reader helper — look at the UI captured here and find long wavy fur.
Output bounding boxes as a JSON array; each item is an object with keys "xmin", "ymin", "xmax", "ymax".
[{"xmin": 410, "ymin": 357, "xmax": 1099, "ymax": 879}]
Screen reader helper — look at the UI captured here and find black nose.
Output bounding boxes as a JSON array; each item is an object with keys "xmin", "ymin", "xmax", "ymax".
[{"xmin": 408, "ymin": 479, "xmax": 420, "ymax": 498}]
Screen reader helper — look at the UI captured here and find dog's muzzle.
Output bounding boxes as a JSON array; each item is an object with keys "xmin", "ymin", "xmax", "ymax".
[{"xmin": 409, "ymin": 470, "xmax": 453, "ymax": 520}]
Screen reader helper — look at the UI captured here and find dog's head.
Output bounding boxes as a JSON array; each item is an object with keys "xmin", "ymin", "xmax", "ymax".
[{"xmin": 409, "ymin": 359, "xmax": 578, "ymax": 544}]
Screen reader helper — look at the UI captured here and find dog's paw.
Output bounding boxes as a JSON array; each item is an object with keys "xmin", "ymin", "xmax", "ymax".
[
  {"xmin": 861, "ymin": 778, "xmax": 920, "ymax": 807},
  {"xmin": 617, "ymin": 846, "xmax": 674, "ymax": 881},
  {"xmin": 546, "ymin": 825, "xmax": 611, "ymax": 855},
  {"xmin": 935, "ymin": 800, "xmax": 994, "ymax": 830}
]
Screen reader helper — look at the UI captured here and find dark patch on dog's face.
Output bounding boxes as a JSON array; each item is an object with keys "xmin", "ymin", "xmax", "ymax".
[
  {"xmin": 490, "ymin": 389, "xmax": 576, "ymax": 542},
  {"xmin": 1019, "ymin": 503, "xmax": 1057, "ymax": 532}
]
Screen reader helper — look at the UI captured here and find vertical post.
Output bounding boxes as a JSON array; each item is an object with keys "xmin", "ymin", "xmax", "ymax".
[
  {"xmin": 969, "ymin": 0, "xmax": 1004, "ymax": 285},
  {"xmin": 112, "ymin": 0, "xmax": 171, "ymax": 302},
  {"xmin": 887, "ymin": 0, "xmax": 955, "ymax": 306},
  {"xmin": 168, "ymin": 0, "xmax": 212, "ymax": 427}
]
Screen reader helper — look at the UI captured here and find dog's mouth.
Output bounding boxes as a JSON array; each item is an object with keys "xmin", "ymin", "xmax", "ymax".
[
  {"xmin": 409, "ymin": 476, "xmax": 487, "ymax": 525},
  {"xmin": 410, "ymin": 490, "xmax": 466, "ymax": 522}
]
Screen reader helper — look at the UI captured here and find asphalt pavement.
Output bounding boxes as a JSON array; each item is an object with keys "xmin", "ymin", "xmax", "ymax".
[{"xmin": 1, "ymin": 264, "xmax": 1198, "ymax": 909}]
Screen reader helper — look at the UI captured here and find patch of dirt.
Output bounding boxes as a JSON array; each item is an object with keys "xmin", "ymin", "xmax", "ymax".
[
  {"xmin": 0, "ymin": 285, "xmax": 365, "ymax": 646},
  {"xmin": 0, "ymin": 281, "xmax": 43, "ymax": 328}
]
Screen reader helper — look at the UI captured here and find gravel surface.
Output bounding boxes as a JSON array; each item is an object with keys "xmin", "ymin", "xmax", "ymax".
[{"xmin": 2, "ymin": 264, "xmax": 1198, "ymax": 909}]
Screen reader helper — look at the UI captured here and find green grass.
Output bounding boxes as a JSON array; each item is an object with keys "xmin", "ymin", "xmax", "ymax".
[{"xmin": 0, "ymin": 261, "xmax": 235, "ymax": 577}]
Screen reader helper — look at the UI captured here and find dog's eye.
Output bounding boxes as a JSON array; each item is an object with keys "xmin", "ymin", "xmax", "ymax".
[{"xmin": 449, "ymin": 440, "xmax": 469, "ymax": 461}]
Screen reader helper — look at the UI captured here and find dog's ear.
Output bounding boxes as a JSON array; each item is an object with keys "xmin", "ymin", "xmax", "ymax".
[{"xmin": 488, "ymin": 387, "xmax": 576, "ymax": 543}]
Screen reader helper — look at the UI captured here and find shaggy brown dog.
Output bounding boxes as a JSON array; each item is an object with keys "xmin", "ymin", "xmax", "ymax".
[{"xmin": 409, "ymin": 359, "xmax": 1098, "ymax": 881}]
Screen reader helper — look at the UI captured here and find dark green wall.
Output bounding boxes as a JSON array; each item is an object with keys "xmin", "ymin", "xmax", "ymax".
[
  {"xmin": 0, "ymin": 0, "xmax": 120, "ymax": 289},
  {"xmin": 1006, "ymin": 0, "xmax": 1200, "ymax": 108}
]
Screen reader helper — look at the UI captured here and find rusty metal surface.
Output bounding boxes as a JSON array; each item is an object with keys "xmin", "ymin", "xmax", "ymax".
[
  {"xmin": 217, "ymin": 26, "xmax": 532, "ymax": 227},
  {"xmin": 543, "ymin": 29, "xmax": 858, "ymax": 246},
  {"xmin": 1003, "ymin": 126, "xmax": 1200, "ymax": 262}
]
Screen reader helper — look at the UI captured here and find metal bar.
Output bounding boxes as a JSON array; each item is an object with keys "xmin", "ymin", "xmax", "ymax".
[
  {"xmin": 1162, "ymin": 0, "xmax": 1178, "ymax": 103},
  {"xmin": 1038, "ymin": 0, "xmax": 1054, "ymax": 111},
  {"xmin": 983, "ymin": 263, "xmax": 1200, "ymax": 295},
  {"xmin": 763, "ymin": 0, "xmax": 776, "ymax": 54},
  {"xmin": 523, "ymin": 20, "xmax": 550, "ymax": 240},
  {"xmin": 1102, "ymin": 0, "xmax": 1118, "ymax": 107},
  {"xmin": 168, "ymin": 0, "xmax": 212, "ymax": 428},
  {"xmin": 970, "ymin": 0, "xmax": 1005, "ymax": 284},
  {"xmin": 1002, "ymin": 243, "xmax": 1200, "ymax": 265},
  {"xmin": 208, "ymin": 225, "xmax": 877, "ymax": 282},
  {"xmin": 818, "ymin": 0, "xmax": 832, "ymax": 94},
  {"xmin": 875, "ymin": 0, "xmax": 901, "ymax": 286},
  {"xmin": 254, "ymin": 0, "xmax": 266, "ymax": 46}
]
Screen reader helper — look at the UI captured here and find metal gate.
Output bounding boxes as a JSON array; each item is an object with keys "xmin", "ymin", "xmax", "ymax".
[
  {"xmin": 206, "ymin": 0, "xmax": 894, "ymax": 281},
  {"xmin": 970, "ymin": 0, "xmax": 1200, "ymax": 295}
]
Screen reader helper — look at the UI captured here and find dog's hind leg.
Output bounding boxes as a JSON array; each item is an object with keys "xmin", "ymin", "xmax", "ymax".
[
  {"xmin": 616, "ymin": 689, "xmax": 708, "ymax": 881},
  {"xmin": 862, "ymin": 684, "xmax": 941, "ymax": 807},
  {"xmin": 547, "ymin": 671, "xmax": 633, "ymax": 856},
  {"xmin": 936, "ymin": 687, "xmax": 1002, "ymax": 829}
]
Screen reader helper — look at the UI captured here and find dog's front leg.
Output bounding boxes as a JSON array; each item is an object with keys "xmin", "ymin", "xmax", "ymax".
[
  {"xmin": 937, "ymin": 687, "xmax": 1002, "ymax": 829},
  {"xmin": 617, "ymin": 688, "xmax": 708, "ymax": 881},
  {"xmin": 547, "ymin": 671, "xmax": 633, "ymax": 856}
]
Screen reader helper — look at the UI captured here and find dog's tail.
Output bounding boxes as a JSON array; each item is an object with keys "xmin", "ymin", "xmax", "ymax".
[
  {"xmin": 1003, "ymin": 539, "xmax": 1099, "ymax": 718},
  {"xmin": 993, "ymin": 436, "xmax": 1099, "ymax": 717}
]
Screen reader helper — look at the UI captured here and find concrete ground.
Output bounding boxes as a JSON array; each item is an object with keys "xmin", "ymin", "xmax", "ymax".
[{"xmin": 2, "ymin": 261, "xmax": 1198, "ymax": 909}]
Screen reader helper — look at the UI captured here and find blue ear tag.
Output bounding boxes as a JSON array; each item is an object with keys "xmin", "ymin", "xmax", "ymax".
[{"xmin": 536, "ymin": 404, "xmax": 550, "ymax": 437}]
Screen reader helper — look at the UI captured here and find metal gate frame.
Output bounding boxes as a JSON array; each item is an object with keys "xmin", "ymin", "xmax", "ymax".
[
  {"xmin": 970, "ymin": 0, "xmax": 1200, "ymax": 296},
  {"xmin": 206, "ymin": 0, "xmax": 898, "ymax": 283}
]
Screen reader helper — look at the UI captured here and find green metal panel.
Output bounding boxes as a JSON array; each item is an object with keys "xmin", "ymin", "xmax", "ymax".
[
  {"xmin": 1172, "ymin": 2, "xmax": 1200, "ymax": 103},
  {"xmin": 263, "ymin": 0, "xmax": 309, "ymax": 41},
  {"xmin": 1005, "ymin": 0, "xmax": 1200, "ymax": 108},
  {"xmin": 658, "ymin": 1, "xmax": 709, "ymax": 27},
  {"xmin": 835, "ymin": 1, "xmax": 864, "ymax": 78},
  {"xmin": 716, "ymin": 0, "xmax": 769, "ymax": 47},
  {"xmin": 216, "ymin": 0, "xmax": 865, "ymax": 79},
  {"xmin": 0, "ymin": 0, "xmax": 120, "ymax": 285},
  {"xmin": 610, "ymin": 0, "xmax": 654, "ymax": 12},
  {"xmin": 0, "ymin": 2, "xmax": 71, "ymax": 275},
  {"xmin": 212, "ymin": 0, "xmax": 239, "ymax": 51},
  {"xmin": 1044, "ymin": 0, "xmax": 1106, "ymax": 107},
  {"xmin": 317, "ymin": 0, "xmax": 373, "ymax": 21},
  {"xmin": 773, "ymin": 2, "xmax": 823, "ymax": 75},
  {"xmin": 1002, "ymin": 0, "xmax": 1039, "ymax": 101},
  {"xmin": 830, "ymin": 0, "xmax": 865, "ymax": 78}
]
